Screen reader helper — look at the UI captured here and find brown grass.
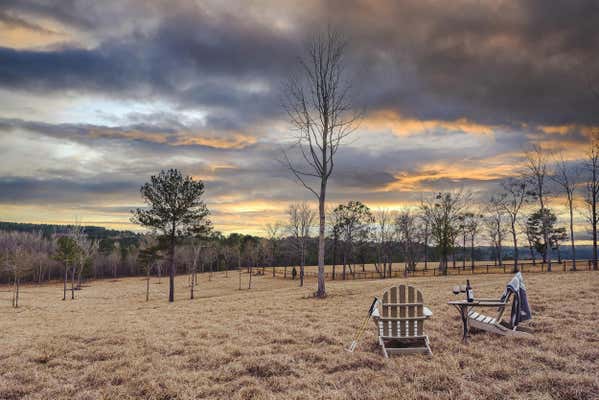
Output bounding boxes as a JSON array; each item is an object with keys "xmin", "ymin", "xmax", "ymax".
[{"xmin": 1, "ymin": 271, "xmax": 598, "ymax": 399}]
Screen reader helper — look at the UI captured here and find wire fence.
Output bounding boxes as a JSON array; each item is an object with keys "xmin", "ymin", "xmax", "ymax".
[{"xmin": 266, "ymin": 259, "xmax": 598, "ymax": 281}]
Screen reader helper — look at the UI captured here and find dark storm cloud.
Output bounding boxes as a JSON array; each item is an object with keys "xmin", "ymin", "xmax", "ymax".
[
  {"xmin": 204, "ymin": 140, "xmax": 486, "ymax": 201},
  {"xmin": 0, "ymin": 117, "xmax": 258, "ymax": 151},
  {"xmin": 339, "ymin": 0, "xmax": 599, "ymax": 125},
  {"xmin": 0, "ymin": 4, "xmax": 299, "ymax": 126},
  {"xmin": 0, "ymin": 177, "xmax": 136, "ymax": 204},
  {"xmin": 0, "ymin": 10, "xmax": 56, "ymax": 33},
  {"xmin": 0, "ymin": 0, "xmax": 145, "ymax": 31},
  {"xmin": 0, "ymin": 45, "xmax": 147, "ymax": 93},
  {"xmin": 1, "ymin": 0, "xmax": 598, "ymax": 127}
]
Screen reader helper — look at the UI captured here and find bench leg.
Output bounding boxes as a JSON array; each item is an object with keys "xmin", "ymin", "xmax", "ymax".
[{"xmin": 460, "ymin": 306, "xmax": 469, "ymax": 344}]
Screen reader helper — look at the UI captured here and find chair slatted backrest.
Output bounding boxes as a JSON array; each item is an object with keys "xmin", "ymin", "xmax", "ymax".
[{"xmin": 380, "ymin": 285, "xmax": 425, "ymax": 338}]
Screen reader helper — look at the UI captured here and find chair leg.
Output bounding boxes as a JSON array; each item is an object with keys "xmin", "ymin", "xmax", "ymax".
[
  {"xmin": 379, "ymin": 337, "xmax": 389, "ymax": 358},
  {"xmin": 425, "ymin": 337, "xmax": 433, "ymax": 356}
]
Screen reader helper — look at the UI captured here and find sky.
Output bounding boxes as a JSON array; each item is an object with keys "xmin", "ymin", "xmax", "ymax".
[{"xmin": 0, "ymin": 0, "xmax": 598, "ymax": 236}]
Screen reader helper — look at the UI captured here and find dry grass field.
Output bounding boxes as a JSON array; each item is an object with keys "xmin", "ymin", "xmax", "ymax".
[{"xmin": 1, "ymin": 271, "xmax": 598, "ymax": 400}]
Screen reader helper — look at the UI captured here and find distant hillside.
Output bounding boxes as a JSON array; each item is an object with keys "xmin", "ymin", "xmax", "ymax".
[{"xmin": 0, "ymin": 221, "xmax": 138, "ymax": 240}]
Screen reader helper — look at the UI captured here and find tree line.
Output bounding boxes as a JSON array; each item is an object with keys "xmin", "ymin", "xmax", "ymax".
[{"xmin": 3, "ymin": 141, "xmax": 599, "ymax": 306}]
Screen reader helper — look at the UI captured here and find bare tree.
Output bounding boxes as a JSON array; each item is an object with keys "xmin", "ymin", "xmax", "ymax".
[
  {"xmin": 108, "ymin": 242, "xmax": 120, "ymax": 279},
  {"xmin": 287, "ymin": 202, "xmax": 315, "ymax": 287},
  {"xmin": 283, "ymin": 29, "xmax": 360, "ymax": 297},
  {"xmin": 419, "ymin": 213, "xmax": 431, "ymax": 270},
  {"xmin": 138, "ymin": 236, "xmax": 161, "ymax": 301},
  {"xmin": 457, "ymin": 214, "xmax": 469, "ymax": 270},
  {"xmin": 265, "ymin": 223, "xmax": 282, "ymax": 277},
  {"xmin": 54, "ymin": 235, "xmax": 79, "ymax": 301},
  {"xmin": 520, "ymin": 218, "xmax": 538, "ymax": 264},
  {"xmin": 204, "ymin": 242, "xmax": 218, "ymax": 282},
  {"xmin": 221, "ymin": 243, "xmax": 235, "ymax": 279},
  {"xmin": 236, "ymin": 240, "xmax": 242, "ymax": 290},
  {"xmin": 525, "ymin": 146, "xmax": 553, "ymax": 270},
  {"xmin": 584, "ymin": 139, "xmax": 599, "ymax": 270},
  {"xmin": 551, "ymin": 155, "xmax": 578, "ymax": 270},
  {"xmin": 374, "ymin": 209, "xmax": 395, "ymax": 278},
  {"xmin": 189, "ymin": 240, "xmax": 205, "ymax": 299},
  {"xmin": 30, "ymin": 231, "xmax": 51, "ymax": 284},
  {"xmin": 465, "ymin": 212, "xmax": 483, "ymax": 270},
  {"xmin": 457, "ymin": 212, "xmax": 482, "ymax": 270},
  {"xmin": 486, "ymin": 198, "xmax": 507, "ymax": 267},
  {"xmin": 395, "ymin": 211, "xmax": 418, "ymax": 275},
  {"xmin": 0, "ymin": 232, "xmax": 31, "ymax": 308},
  {"xmin": 70, "ymin": 224, "xmax": 99, "ymax": 291},
  {"xmin": 243, "ymin": 239, "xmax": 259, "ymax": 289},
  {"xmin": 69, "ymin": 224, "xmax": 86, "ymax": 299},
  {"xmin": 495, "ymin": 178, "xmax": 528, "ymax": 272}
]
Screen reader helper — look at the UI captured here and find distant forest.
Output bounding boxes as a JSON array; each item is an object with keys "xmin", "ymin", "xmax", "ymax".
[
  {"xmin": 1, "ymin": 220, "xmax": 594, "ymax": 268},
  {"xmin": 1, "ymin": 217, "xmax": 597, "ymax": 287},
  {"xmin": 0, "ymin": 221, "xmax": 138, "ymax": 240}
]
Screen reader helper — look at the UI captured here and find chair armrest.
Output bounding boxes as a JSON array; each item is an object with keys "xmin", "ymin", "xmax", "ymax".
[{"xmin": 424, "ymin": 307, "xmax": 433, "ymax": 318}]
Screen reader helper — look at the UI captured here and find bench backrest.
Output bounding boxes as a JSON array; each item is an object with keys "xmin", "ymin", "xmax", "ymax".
[{"xmin": 379, "ymin": 284, "xmax": 425, "ymax": 338}]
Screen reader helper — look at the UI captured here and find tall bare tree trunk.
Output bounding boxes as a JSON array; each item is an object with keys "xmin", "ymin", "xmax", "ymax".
[
  {"xmin": 316, "ymin": 183, "xmax": 326, "ymax": 297},
  {"xmin": 511, "ymin": 222, "xmax": 519, "ymax": 273},
  {"xmin": 470, "ymin": 236, "xmax": 475, "ymax": 270},
  {"xmin": 592, "ymin": 198, "xmax": 597, "ymax": 270},
  {"xmin": 568, "ymin": 198, "xmax": 576, "ymax": 270},
  {"xmin": 63, "ymin": 262, "xmax": 68, "ymax": 301},
  {"xmin": 168, "ymin": 226, "xmax": 175, "ymax": 302},
  {"xmin": 497, "ymin": 234, "xmax": 503, "ymax": 267},
  {"xmin": 462, "ymin": 232, "xmax": 466, "ymax": 270},
  {"xmin": 238, "ymin": 248, "xmax": 242, "ymax": 290},
  {"xmin": 248, "ymin": 262, "xmax": 253, "ymax": 289},
  {"xmin": 300, "ymin": 241, "xmax": 305, "ymax": 287},
  {"xmin": 70, "ymin": 264, "xmax": 76, "ymax": 300},
  {"xmin": 332, "ymin": 236, "xmax": 337, "ymax": 280},
  {"xmin": 38, "ymin": 260, "xmax": 43, "ymax": 285},
  {"xmin": 190, "ymin": 271, "xmax": 195, "ymax": 300},
  {"xmin": 12, "ymin": 273, "xmax": 19, "ymax": 308},
  {"xmin": 526, "ymin": 147, "xmax": 552, "ymax": 271},
  {"xmin": 146, "ymin": 265, "xmax": 151, "ymax": 302},
  {"xmin": 424, "ymin": 223, "xmax": 429, "ymax": 270},
  {"xmin": 539, "ymin": 193, "xmax": 551, "ymax": 271},
  {"xmin": 591, "ymin": 158, "xmax": 598, "ymax": 270},
  {"xmin": 15, "ymin": 277, "xmax": 19, "ymax": 308},
  {"xmin": 586, "ymin": 137, "xmax": 599, "ymax": 270}
]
